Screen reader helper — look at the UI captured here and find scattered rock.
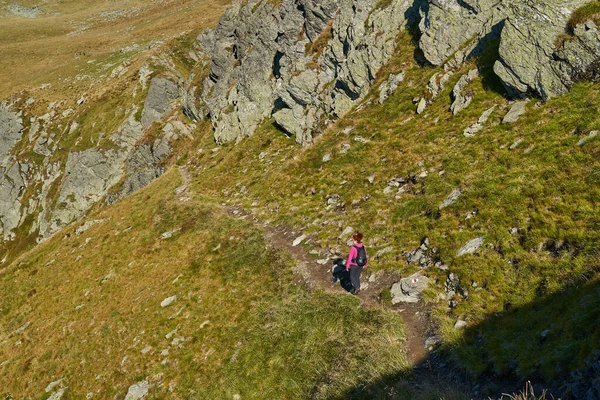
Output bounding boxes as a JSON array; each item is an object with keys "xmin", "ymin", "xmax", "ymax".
[
  {"xmin": 464, "ymin": 106, "xmax": 496, "ymax": 137},
  {"xmin": 292, "ymin": 235, "xmax": 307, "ymax": 247},
  {"xmin": 48, "ymin": 388, "xmax": 66, "ymax": 400},
  {"xmin": 578, "ymin": 131, "xmax": 599, "ymax": 147},
  {"xmin": 390, "ymin": 272, "xmax": 431, "ymax": 304},
  {"xmin": 379, "ymin": 71, "xmax": 405, "ymax": 104},
  {"xmin": 45, "ymin": 378, "xmax": 65, "ymax": 393},
  {"xmin": 457, "ymin": 237, "xmax": 485, "ymax": 257},
  {"xmin": 405, "ymin": 237, "xmax": 448, "ymax": 270},
  {"xmin": 160, "ymin": 296, "xmax": 177, "ymax": 308},
  {"xmin": 509, "ymin": 138, "xmax": 524, "ymax": 150},
  {"xmin": 425, "ymin": 335, "xmax": 442, "ymax": 349},
  {"xmin": 450, "ymin": 69, "xmax": 479, "ymax": 115},
  {"xmin": 503, "ymin": 100, "xmax": 529, "ymax": 124},
  {"xmin": 454, "ymin": 320, "xmax": 468, "ymax": 330},
  {"xmin": 338, "ymin": 226, "xmax": 354, "ymax": 240},
  {"xmin": 6, "ymin": 4, "xmax": 42, "ymax": 18},
  {"xmin": 439, "ymin": 188, "xmax": 462, "ymax": 210},
  {"xmin": 322, "ymin": 153, "xmax": 331, "ymax": 162},
  {"xmin": 124, "ymin": 380, "xmax": 150, "ymax": 400},
  {"xmin": 376, "ymin": 246, "xmax": 394, "ymax": 258}
]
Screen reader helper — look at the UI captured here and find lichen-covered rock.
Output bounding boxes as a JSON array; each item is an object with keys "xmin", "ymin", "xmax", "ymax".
[
  {"xmin": 379, "ymin": 71, "xmax": 405, "ymax": 104},
  {"xmin": 202, "ymin": 0, "xmax": 416, "ymax": 146},
  {"xmin": 391, "ymin": 272, "xmax": 431, "ymax": 304},
  {"xmin": 418, "ymin": 0, "xmax": 596, "ymax": 99},
  {"xmin": 450, "ymin": 69, "xmax": 479, "ymax": 115}
]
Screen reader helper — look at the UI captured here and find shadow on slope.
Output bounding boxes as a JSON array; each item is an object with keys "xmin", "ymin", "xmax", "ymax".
[{"xmin": 335, "ymin": 277, "xmax": 600, "ymax": 399}]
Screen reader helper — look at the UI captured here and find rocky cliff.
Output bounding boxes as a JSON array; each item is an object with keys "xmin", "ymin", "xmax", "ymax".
[{"xmin": 198, "ymin": 0, "xmax": 600, "ymax": 146}]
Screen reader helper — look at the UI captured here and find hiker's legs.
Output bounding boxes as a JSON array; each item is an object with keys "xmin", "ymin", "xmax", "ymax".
[{"xmin": 350, "ymin": 265, "xmax": 363, "ymax": 293}]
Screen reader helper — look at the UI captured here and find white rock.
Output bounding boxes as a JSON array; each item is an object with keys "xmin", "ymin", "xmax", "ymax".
[
  {"xmin": 339, "ymin": 226, "xmax": 354, "ymax": 239},
  {"xmin": 454, "ymin": 320, "xmax": 468, "ymax": 330},
  {"xmin": 48, "ymin": 388, "xmax": 66, "ymax": 400},
  {"xmin": 161, "ymin": 296, "xmax": 177, "ymax": 308},
  {"xmin": 292, "ymin": 235, "xmax": 307, "ymax": 247},
  {"xmin": 124, "ymin": 380, "xmax": 150, "ymax": 400},
  {"xmin": 322, "ymin": 153, "xmax": 331, "ymax": 162},
  {"xmin": 457, "ymin": 237, "xmax": 485, "ymax": 257},
  {"xmin": 45, "ymin": 378, "xmax": 65, "ymax": 393}
]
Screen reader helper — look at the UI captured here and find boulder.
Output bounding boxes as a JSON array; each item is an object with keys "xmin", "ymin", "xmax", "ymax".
[
  {"xmin": 464, "ymin": 106, "xmax": 496, "ymax": 136},
  {"xmin": 124, "ymin": 381, "xmax": 150, "ymax": 400},
  {"xmin": 450, "ymin": 69, "xmax": 479, "ymax": 115},
  {"xmin": 502, "ymin": 100, "xmax": 528, "ymax": 124},
  {"xmin": 439, "ymin": 188, "xmax": 462, "ymax": 210},
  {"xmin": 457, "ymin": 237, "xmax": 485, "ymax": 257},
  {"xmin": 390, "ymin": 272, "xmax": 430, "ymax": 304},
  {"xmin": 379, "ymin": 71, "xmax": 405, "ymax": 104}
]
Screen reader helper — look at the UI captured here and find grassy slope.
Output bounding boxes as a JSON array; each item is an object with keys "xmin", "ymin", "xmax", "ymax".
[
  {"xmin": 0, "ymin": 0, "xmax": 230, "ymax": 100},
  {"xmin": 0, "ymin": 169, "xmax": 424, "ymax": 399},
  {"xmin": 178, "ymin": 31, "xmax": 600, "ymax": 387}
]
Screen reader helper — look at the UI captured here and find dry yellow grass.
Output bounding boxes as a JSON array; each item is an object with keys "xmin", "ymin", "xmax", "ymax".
[{"xmin": 0, "ymin": 0, "xmax": 230, "ymax": 100}]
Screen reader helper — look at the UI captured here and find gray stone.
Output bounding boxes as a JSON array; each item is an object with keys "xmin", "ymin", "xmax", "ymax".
[
  {"xmin": 457, "ymin": 237, "xmax": 485, "ymax": 257},
  {"xmin": 425, "ymin": 335, "xmax": 442, "ymax": 349},
  {"xmin": 160, "ymin": 296, "xmax": 177, "ymax": 308},
  {"xmin": 202, "ymin": 0, "xmax": 415, "ymax": 146},
  {"xmin": 390, "ymin": 272, "xmax": 431, "ymax": 304},
  {"xmin": 45, "ymin": 378, "xmax": 65, "ymax": 393},
  {"xmin": 292, "ymin": 234, "xmax": 307, "ymax": 247},
  {"xmin": 450, "ymin": 69, "xmax": 479, "ymax": 115},
  {"xmin": 578, "ymin": 131, "xmax": 599, "ymax": 147},
  {"xmin": 379, "ymin": 71, "xmax": 405, "ymax": 104},
  {"xmin": 454, "ymin": 320, "xmax": 468, "ymax": 330},
  {"xmin": 48, "ymin": 388, "xmax": 66, "ymax": 400},
  {"xmin": 419, "ymin": 1, "xmax": 594, "ymax": 99},
  {"xmin": 141, "ymin": 77, "xmax": 179, "ymax": 129},
  {"xmin": 0, "ymin": 102, "xmax": 23, "ymax": 168},
  {"xmin": 439, "ymin": 188, "xmax": 462, "ymax": 210},
  {"xmin": 464, "ymin": 106, "xmax": 496, "ymax": 137},
  {"xmin": 503, "ymin": 100, "xmax": 528, "ymax": 124},
  {"xmin": 376, "ymin": 246, "xmax": 394, "ymax": 258},
  {"xmin": 6, "ymin": 4, "xmax": 42, "ymax": 18},
  {"xmin": 124, "ymin": 380, "xmax": 150, "ymax": 400},
  {"xmin": 339, "ymin": 226, "xmax": 354, "ymax": 240}
]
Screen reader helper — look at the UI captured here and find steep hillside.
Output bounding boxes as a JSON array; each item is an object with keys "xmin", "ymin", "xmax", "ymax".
[{"xmin": 2, "ymin": 0, "xmax": 600, "ymax": 399}]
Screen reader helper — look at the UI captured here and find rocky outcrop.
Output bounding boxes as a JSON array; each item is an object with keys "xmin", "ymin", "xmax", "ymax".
[
  {"xmin": 201, "ymin": 0, "xmax": 419, "ymax": 145},
  {"xmin": 419, "ymin": 0, "xmax": 600, "ymax": 99}
]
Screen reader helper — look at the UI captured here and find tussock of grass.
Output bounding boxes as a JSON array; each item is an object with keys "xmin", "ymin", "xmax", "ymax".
[{"xmin": 569, "ymin": 1, "xmax": 600, "ymax": 29}]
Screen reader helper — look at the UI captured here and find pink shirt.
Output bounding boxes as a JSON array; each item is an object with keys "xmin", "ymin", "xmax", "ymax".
[{"xmin": 346, "ymin": 243, "xmax": 368, "ymax": 269}]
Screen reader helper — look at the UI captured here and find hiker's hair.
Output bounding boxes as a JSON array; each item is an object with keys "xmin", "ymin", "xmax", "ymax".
[{"xmin": 353, "ymin": 232, "xmax": 363, "ymax": 243}]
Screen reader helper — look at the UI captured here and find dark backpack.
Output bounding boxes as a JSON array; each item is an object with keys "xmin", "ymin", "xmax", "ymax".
[{"xmin": 353, "ymin": 245, "xmax": 367, "ymax": 267}]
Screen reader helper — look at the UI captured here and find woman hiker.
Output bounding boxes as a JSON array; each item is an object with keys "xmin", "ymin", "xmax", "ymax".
[{"xmin": 346, "ymin": 232, "xmax": 368, "ymax": 295}]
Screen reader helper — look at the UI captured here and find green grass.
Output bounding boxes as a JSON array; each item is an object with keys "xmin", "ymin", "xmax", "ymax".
[
  {"xmin": 0, "ymin": 170, "xmax": 419, "ymax": 399},
  {"xmin": 178, "ymin": 29, "xmax": 600, "ymax": 388},
  {"xmin": 569, "ymin": 1, "xmax": 600, "ymax": 29}
]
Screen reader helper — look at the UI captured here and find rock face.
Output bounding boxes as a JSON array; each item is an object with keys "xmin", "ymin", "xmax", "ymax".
[
  {"xmin": 418, "ymin": 0, "xmax": 600, "ymax": 99},
  {"xmin": 0, "ymin": 71, "xmax": 187, "ymax": 243},
  {"xmin": 141, "ymin": 77, "xmax": 179, "ymax": 129},
  {"xmin": 201, "ymin": 0, "xmax": 419, "ymax": 145}
]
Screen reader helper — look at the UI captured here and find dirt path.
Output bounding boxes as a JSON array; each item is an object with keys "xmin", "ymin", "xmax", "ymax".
[{"xmin": 225, "ymin": 205, "xmax": 432, "ymax": 367}]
